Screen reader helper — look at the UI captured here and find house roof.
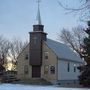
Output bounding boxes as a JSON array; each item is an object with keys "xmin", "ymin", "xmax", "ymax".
[{"xmin": 45, "ymin": 39, "xmax": 83, "ymax": 63}]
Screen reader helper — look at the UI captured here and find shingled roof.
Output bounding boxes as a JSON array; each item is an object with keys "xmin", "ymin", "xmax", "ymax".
[{"xmin": 45, "ymin": 39, "xmax": 83, "ymax": 63}]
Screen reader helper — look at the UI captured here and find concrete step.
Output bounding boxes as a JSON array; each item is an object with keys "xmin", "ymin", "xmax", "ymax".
[{"xmin": 18, "ymin": 78, "xmax": 52, "ymax": 85}]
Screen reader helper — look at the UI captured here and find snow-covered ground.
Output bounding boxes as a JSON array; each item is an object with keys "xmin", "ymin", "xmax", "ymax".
[{"xmin": 0, "ymin": 84, "xmax": 90, "ymax": 90}]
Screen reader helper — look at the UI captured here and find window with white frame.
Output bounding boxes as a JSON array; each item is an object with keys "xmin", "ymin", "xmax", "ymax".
[
  {"xmin": 44, "ymin": 52, "xmax": 49, "ymax": 59},
  {"xmin": 44, "ymin": 65, "xmax": 49, "ymax": 74}
]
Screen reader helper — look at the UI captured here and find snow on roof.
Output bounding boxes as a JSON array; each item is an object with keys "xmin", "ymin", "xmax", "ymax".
[{"xmin": 45, "ymin": 39, "xmax": 83, "ymax": 63}]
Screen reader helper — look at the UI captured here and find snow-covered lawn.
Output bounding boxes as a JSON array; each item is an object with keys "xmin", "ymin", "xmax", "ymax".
[{"xmin": 0, "ymin": 84, "xmax": 89, "ymax": 90}]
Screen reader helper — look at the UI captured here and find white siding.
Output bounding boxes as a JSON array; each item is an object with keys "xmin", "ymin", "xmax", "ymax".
[{"xmin": 58, "ymin": 60, "xmax": 80, "ymax": 80}]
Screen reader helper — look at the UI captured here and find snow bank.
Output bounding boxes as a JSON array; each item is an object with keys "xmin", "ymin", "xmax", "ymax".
[{"xmin": 0, "ymin": 84, "xmax": 89, "ymax": 90}]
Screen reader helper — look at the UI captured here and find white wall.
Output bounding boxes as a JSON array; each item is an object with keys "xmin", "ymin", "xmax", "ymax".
[{"xmin": 58, "ymin": 60, "xmax": 80, "ymax": 80}]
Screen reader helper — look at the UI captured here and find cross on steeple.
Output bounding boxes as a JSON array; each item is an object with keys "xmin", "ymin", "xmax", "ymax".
[
  {"xmin": 37, "ymin": 0, "xmax": 41, "ymax": 6},
  {"xmin": 36, "ymin": 0, "xmax": 42, "ymax": 25}
]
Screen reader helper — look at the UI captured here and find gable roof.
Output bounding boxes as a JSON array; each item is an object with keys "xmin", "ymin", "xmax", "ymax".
[
  {"xmin": 17, "ymin": 43, "xmax": 29, "ymax": 59},
  {"xmin": 45, "ymin": 39, "xmax": 83, "ymax": 63}
]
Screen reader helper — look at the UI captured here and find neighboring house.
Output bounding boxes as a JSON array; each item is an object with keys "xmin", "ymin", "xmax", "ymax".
[{"xmin": 17, "ymin": 3, "xmax": 84, "ymax": 85}]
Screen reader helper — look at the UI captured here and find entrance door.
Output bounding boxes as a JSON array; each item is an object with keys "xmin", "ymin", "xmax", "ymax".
[{"xmin": 32, "ymin": 66, "xmax": 41, "ymax": 78}]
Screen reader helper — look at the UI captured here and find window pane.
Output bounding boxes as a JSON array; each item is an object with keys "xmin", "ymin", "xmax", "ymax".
[
  {"xmin": 74, "ymin": 64, "xmax": 76, "ymax": 72},
  {"xmin": 44, "ymin": 65, "xmax": 49, "ymax": 74},
  {"xmin": 50, "ymin": 66, "xmax": 55, "ymax": 74},
  {"xmin": 44, "ymin": 52, "xmax": 49, "ymax": 59},
  {"xmin": 24, "ymin": 65, "xmax": 28, "ymax": 74},
  {"xmin": 25, "ymin": 54, "xmax": 28, "ymax": 60},
  {"xmin": 67, "ymin": 62, "xmax": 70, "ymax": 72}
]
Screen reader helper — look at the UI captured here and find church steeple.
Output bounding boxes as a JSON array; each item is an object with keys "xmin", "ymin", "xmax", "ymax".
[
  {"xmin": 36, "ymin": 0, "xmax": 42, "ymax": 25},
  {"xmin": 29, "ymin": 0, "xmax": 47, "ymax": 66},
  {"xmin": 33, "ymin": 0, "xmax": 44, "ymax": 32}
]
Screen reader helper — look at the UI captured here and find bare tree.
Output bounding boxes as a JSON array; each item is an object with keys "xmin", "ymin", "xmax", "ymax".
[
  {"xmin": 0, "ymin": 35, "xmax": 11, "ymax": 70},
  {"xmin": 0, "ymin": 35, "xmax": 10, "ymax": 57},
  {"xmin": 57, "ymin": 0, "xmax": 90, "ymax": 20},
  {"xmin": 0, "ymin": 35, "xmax": 28, "ymax": 70},
  {"xmin": 8, "ymin": 38, "xmax": 28, "ymax": 70},
  {"xmin": 58, "ymin": 26, "xmax": 86, "ymax": 58}
]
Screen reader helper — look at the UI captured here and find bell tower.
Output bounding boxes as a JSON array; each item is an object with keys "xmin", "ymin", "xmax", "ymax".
[{"xmin": 29, "ymin": 0, "xmax": 47, "ymax": 78}]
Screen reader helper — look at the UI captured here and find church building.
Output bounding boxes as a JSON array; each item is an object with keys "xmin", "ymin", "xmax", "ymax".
[{"xmin": 17, "ymin": 1, "xmax": 83, "ymax": 85}]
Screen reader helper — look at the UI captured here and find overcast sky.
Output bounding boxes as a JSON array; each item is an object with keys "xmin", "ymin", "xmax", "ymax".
[{"xmin": 0, "ymin": 0, "xmax": 86, "ymax": 41}]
